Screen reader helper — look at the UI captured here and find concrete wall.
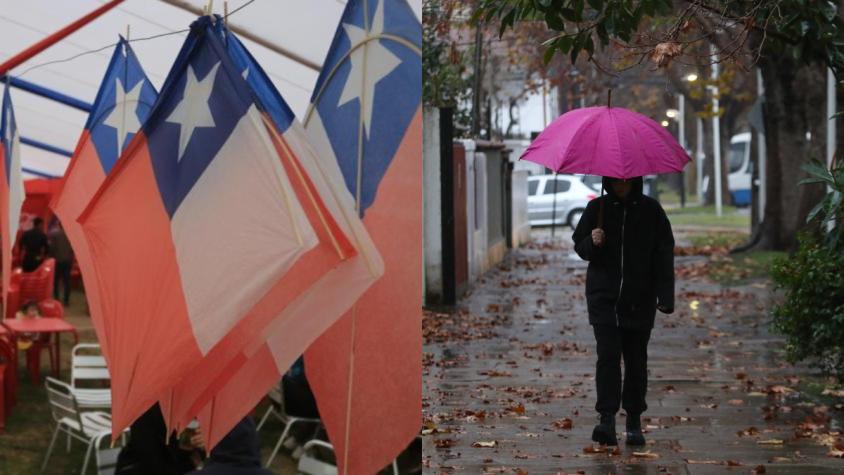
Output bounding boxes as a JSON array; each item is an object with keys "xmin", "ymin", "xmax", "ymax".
[
  {"xmin": 511, "ymin": 170, "xmax": 531, "ymax": 247},
  {"xmin": 422, "ymin": 107, "xmax": 442, "ymax": 302}
]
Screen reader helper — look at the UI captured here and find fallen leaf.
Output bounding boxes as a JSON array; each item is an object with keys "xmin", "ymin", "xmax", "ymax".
[
  {"xmin": 434, "ymin": 439, "xmax": 457, "ymax": 449},
  {"xmin": 583, "ymin": 445, "xmax": 608, "ymax": 454},
  {"xmin": 752, "ymin": 465, "xmax": 766, "ymax": 474},
  {"xmin": 728, "ymin": 399, "xmax": 745, "ymax": 406},
  {"xmin": 472, "ymin": 440, "xmax": 497, "ymax": 448},
  {"xmin": 553, "ymin": 418, "xmax": 573, "ymax": 430},
  {"xmin": 822, "ymin": 388, "xmax": 844, "ymax": 397},
  {"xmin": 684, "ymin": 459, "xmax": 720, "ymax": 464},
  {"xmin": 726, "ymin": 460, "xmax": 742, "ymax": 466},
  {"xmin": 757, "ymin": 439, "xmax": 784, "ymax": 445},
  {"xmin": 633, "ymin": 451, "xmax": 660, "ymax": 459}
]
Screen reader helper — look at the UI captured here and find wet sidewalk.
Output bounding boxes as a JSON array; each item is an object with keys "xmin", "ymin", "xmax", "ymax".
[{"xmin": 423, "ymin": 231, "xmax": 844, "ymax": 474}]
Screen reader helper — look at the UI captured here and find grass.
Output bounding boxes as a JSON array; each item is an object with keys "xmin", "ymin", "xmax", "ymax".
[
  {"xmin": 707, "ymin": 250, "xmax": 786, "ymax": 285},
  {"xmin": 666, "ymin": 205, "xmax": 750, "ymax": 229},
  {"xmin": 688, "ymin": 232, "xmax": 747, "ymax": 249},
  {"xmin": 0, "ymin": 290, "xmax": 299, "ymax": 475}
]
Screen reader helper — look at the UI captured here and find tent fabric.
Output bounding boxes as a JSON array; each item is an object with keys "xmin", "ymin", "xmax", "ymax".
[
  {"xmin": 302, "ymin": 0, "xmax": 423, "ymax": 473},
  {"xmin": 161, "ymin": 22, "xmax": 383, "ymax": 450},
  {"xmin": 78, "ymin": 16, "xmax": 353, "ymax": 436},
  {"xmin": 1, "ymin": 84, "xmax": 25, "ymax": 319},
  {"xmin": 51, "ymin": 38, "xmax": 157, "ymax": 362}
]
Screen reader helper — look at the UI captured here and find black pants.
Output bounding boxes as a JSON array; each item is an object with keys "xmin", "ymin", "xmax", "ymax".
[
  {"xmin": 592, "ymin": 324, "xmax": 652, "ymax": 416},
  {"xmin": 54, "ymin": 261, "xmax": 72, "ymax": 305}
]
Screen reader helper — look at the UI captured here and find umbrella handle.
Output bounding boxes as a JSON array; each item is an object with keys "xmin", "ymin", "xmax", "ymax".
[{"xmin": 597, "ymin": 186, "xmax": 605, "ymax": 229}]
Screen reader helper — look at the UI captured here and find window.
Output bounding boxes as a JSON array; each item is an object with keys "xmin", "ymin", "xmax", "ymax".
[
  {"xmin": 528, "ymin": 180, "xmax": 540, "ymax": 196},
  {"xmin": 542, "ymin": 178, "xmax": 571, "ymax": 194},
  {"xmin": 581, "ymin": 175, "xmax": 602, "ymax": 192},
  {"xmin": 728, "ymin": 142, "xmax": 747, "ymax": 173}
]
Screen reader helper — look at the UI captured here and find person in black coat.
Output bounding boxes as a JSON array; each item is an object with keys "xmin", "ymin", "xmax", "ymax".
[
  {"xmin": 188, "ymin": 416, "xmax": 272, "ymax": 475},
  {"xmin": 114, "ymin": 403, "xmax": 200, "ymax": 474},
  {"xmin": 19, "ymin": 217, "xmax": 49, "ymax": 272},
  {"xmin": 572, "ymin": 176, "xmax": 675, "ymax": 446}
]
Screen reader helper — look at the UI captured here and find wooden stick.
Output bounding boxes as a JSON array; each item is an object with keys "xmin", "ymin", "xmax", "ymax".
[{"xmin": 607, "ymin": 89, "xmax": 612, "ymax": 108}]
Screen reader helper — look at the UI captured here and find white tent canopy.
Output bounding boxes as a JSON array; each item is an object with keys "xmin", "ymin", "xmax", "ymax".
[{"xmin": 0, "ymin": 0, "xmax": 422, "ymax": 179}]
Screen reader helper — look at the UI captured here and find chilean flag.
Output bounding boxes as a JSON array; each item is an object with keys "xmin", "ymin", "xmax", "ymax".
[
  {"xmin": 79, "ymin": 17, "xmax": 356, "ymax": 435},
  {"xmin": 302, "ymin": 0, "xmax": 423, "ymax": 473},
  {"xmin": 51, "ymin": 38, "xmax": 157, "ymax": 363},
  {"xmin": 160, "ymin": 23, "xmax": 384, "ymax": 449},
  {"xmin": 1, "ymin": 83, "xmax": 24, "ymax": 320}
]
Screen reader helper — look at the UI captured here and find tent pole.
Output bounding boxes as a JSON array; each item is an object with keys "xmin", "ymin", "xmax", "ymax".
[{"xmin": 0, "ymin": 0, "xmax": 125, "ymax": 75}]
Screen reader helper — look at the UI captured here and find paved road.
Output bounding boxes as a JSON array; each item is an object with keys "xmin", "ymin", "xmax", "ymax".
[{"xmin": 423, "ymin": 234, "xmax": 844, "ymax": 474}]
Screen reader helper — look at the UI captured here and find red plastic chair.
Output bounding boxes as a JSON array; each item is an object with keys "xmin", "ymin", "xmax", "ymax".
[
  {"xmin": 18, "ymin": 258, "xmax": 56, "ymax": 305},
  {"xmin": 23, "ymin": 298, "xmax": 64, "ymax": 384},
  {"xmin": 0, "ymin": 336, "xmax": 17, "ymax": 431},
  {"xmin": 3, "ymin": 269, "xmax": 22, "ymax": 321}
]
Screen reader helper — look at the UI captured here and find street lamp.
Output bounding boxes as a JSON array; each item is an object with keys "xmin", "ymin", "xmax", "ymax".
[
  {"xmin": 661, "ymin": 120, "xmax": 670, "ymax": 127},
  {"xmin": 686, "ymin": 73, "xmax": 698, "ymax": 82},
  {"xmin": 666, "ymin": 109, "xmax": 679, "ymax": 119}
]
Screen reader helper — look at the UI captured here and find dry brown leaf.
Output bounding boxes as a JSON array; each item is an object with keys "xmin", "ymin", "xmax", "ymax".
[
  {"xmin": 553, "ymin": 418, "xmax": 573, "ymax": 430},
  {"xmin": 472, "ymin": 440, "xmax": 497, "ymax": 448},
  {"xmin": 633, "ymin": 451, "xmax": 660, "ymax": 459},
  {"xmin": 583, "ymin": 445, "xmax": 608, "ymax": 454},
  {"xmin": 650, "ymin": 42, "xmax": 682, "ymax": 67},
  {"xmin": 434, "ymin": 439, "xmax": 457, "ymax": 449}
]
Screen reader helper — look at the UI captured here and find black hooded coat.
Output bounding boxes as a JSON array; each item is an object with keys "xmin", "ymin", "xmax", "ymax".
[
  {"xmin": 571, "ymin": 177, "xmax": 675, "ymax": 329},
  {"xmin": 189, "ymin": 417, "xmax": 272, "ymax": 475}
]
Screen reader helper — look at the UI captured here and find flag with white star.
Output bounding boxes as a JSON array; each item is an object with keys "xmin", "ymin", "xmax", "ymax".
[
  {"xmin": 305, "ymin": 0, "xmax": 422, "ymax": 215},
  {"xmin": 52, "ymin": 38, "xmax": 158, "ymax": 365},
  {"xmin": 303, "ymin": 1, "xmax": 423, "ymax": 474},
  {"xmin": 157, "ymin": 21, "xmax": 385, "ymax": 450},
  {"xmin": 0, "ymin": 82, "xmax": 24, "ymax": 320},
  {"xmin": 77, "ymin": 16, "xmax": 357, "ymax": 442}
]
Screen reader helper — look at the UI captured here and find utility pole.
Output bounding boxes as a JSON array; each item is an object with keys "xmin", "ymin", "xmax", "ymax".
[
  {"xmin": 756, "ymin": 68, "xmax": 766, "ymax": 221},
  {"xmin": 471, "ymin": 24, "xmax": 484, "ymax": 136},
  {"xmin": 828, "ymin": 67, "xmax": 837, "ymax": 230},
  {"xmin": 696, "ymin": 117, "xmax": 705, "ymax": 204},
  {"xmin": 678, "ymin": 93, "xmax": 686, "ymax": 208},
  {"xmin": 710, "ymin": 43, "xmax": 723, "ymax": 217}
]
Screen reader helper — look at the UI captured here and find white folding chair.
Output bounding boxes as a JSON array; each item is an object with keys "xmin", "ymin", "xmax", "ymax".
[
  {"xmin": 297, "ymin": 440, "xmax": 337, "ymax": 475},
  {"xmin": 93, "ymin": 431, "xmax": 126, "ymax": 475},
  {"xmin": 295, "ymin": 440, "xmax": 402, "ymax": 475},
  {"xmin": 70, "ymin": 344, "xmax": 111, "ymax": 409},
  {"xmin": 42, "ymin": 377, "xmax": 112, "ymax": 474},
  {"xmin": 258, "ymin": 383, "xmax": 322, "ymax": 467}
]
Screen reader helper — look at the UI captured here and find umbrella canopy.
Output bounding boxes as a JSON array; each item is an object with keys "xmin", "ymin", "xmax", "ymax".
[{"xmin": 520, "ymin": 105, "xmax": 691, "ymax": 179}]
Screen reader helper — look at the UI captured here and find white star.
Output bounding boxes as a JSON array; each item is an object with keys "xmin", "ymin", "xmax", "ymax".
[
  {"xmin": 337, "ymin": 0, "xmax": 401, "ymax": 138},
  {"xmin": 102, "ymin": 77, "xmax": 144, "ymax": 154},
  {"xmin": 242, "ymin": 67, "xmax": 250, "ymax": 80},
  {"xmin": 166, "ymin": 62, "xmax": 220, "ymax": 161}
]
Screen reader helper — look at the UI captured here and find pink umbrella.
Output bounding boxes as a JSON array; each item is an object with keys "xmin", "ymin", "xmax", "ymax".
[{"xmin": 520, "ymin": 97, "xmax": 691, "ymax": 179}]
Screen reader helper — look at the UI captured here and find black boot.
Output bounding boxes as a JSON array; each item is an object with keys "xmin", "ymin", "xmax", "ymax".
[
  {"xmin": 591, "ymin": 413, "xmax": 618, "ymax": 446},
  {"xmin": 625, "ymin": 413, "xmax": 646, "ymax": 446}
]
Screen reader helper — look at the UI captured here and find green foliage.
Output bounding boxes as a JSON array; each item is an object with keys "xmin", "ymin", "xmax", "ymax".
[
  {"xmin": 475, "ymin": 0, "xmax": 672, "ymax": 64},
  {"xmin": 423, "ymin": 0, "xmax": 473, "ymax": 131},
  {"xmin": 474, "ymin": 0, "xmax": 844, "ymax": 75},
  {"xmin": 799, "ymin": 158, "xmax": 844, "ymax": 250},
  {"xmin": 771, "ymin": 234, "xmax": 844, "ymax": 378}
]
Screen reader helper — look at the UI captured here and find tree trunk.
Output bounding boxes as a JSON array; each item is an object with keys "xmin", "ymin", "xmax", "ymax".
[{"xmin": 755, "ymin": 57, "xmax": 828, "ymax": 251}]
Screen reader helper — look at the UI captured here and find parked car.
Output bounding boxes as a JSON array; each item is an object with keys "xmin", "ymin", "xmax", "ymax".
[{"xmin": 527, "ymin": 174, "xmax": 597, "ymax": 228}]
